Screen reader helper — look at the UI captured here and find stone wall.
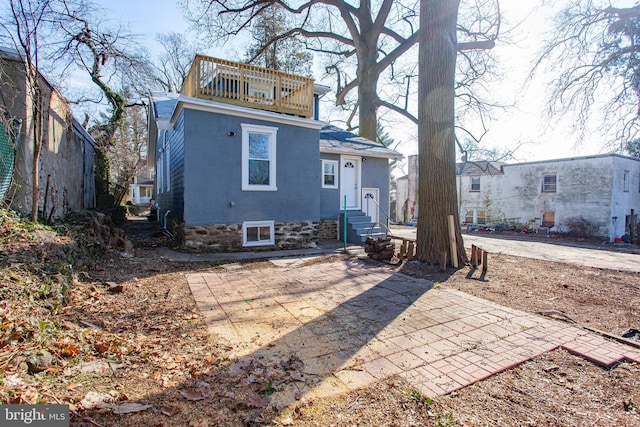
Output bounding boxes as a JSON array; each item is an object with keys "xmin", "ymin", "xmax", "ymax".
[
  {"xmin": 318, "ymin": 219, "xmax": 338, "ymax": 240},
  {"xmin": 183, "ymin": 221, "xmax": 319, "ymax": 252}
]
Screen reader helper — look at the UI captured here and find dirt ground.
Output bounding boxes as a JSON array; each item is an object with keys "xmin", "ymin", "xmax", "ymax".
[{"xmin": 1, "ymin": 213, "xmax": 639, "ymax": 426}]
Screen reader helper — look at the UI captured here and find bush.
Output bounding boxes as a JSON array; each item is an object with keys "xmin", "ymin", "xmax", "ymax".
[{"xmin": 562, "ymin": 216, "xmax": 602, "ymax": 239}]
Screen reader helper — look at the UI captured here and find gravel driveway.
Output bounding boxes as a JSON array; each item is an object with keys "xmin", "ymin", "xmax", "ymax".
[{"xmin": 389, "ymin": 225, "xmax": 640, "ymax": 273}]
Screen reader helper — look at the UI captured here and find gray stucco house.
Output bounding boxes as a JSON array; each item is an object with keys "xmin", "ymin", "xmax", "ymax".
[{"xmin": 148, "ymin": 55, "xmax": 401, "ymax": 251}]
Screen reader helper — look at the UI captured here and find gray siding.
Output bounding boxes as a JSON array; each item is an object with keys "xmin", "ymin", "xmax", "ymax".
[
  {"xmin": 320, "ymin": 153, "xmax": 341, "ymax": 219},
  {"xmin": 157, "ymin": 113, "xmax": 185, "ymax": 220},
  {"xmin": 182, "ymin": 109, "xmax": 320, "ymax": 226},
  {"xmin": 362, "ymin": 156, "xmax": 391, "ymax": 224},
  {"xmin": 319, "ymin": 153, "xmax": 391, "ymax": 222}
]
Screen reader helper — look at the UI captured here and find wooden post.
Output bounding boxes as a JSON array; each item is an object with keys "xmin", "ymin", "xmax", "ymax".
[
  {"xmin": 471, "ymin": 245, "xmax": 478, "ymax": 268},
  {"xmin": 482, "ymin": 250, "xmax": 488, "ymax": 273},
  {"xmin": 400, "ymin": 240, "xmax": 408, "ymax": 259},
  {"xmin": 447, "ymin": 215, "xmax": 458, "ymax": 268},
  {"xmin": 440, "ymin": 251, "xmax": 447, "ymax": 272},
  {"xmin": 407, "ymin": 241, "xmax": 415, "ymax": 261},
  {"xmin": 477, "ymin": 248, "xmax": 482, "ymax": 266}
]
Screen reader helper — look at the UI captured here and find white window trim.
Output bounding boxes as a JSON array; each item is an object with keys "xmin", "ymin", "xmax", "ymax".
[
  {"xmin": 470, "ymin": 177, "xmax": 481, "ymax": 192},
  {"xmin": 243, "ymin": 220, "xmax": 275, "ymax": 247},
  {"xmin": 321, "ymin": 159, "xmax": 339, "ymax": 189},
  {"xmin": 542, "ymin": 173, "xmax": 557, "ymax": 193},
  {"xmin": 242, "ymin": 123, "xmax": 278, "ymax": 191}
]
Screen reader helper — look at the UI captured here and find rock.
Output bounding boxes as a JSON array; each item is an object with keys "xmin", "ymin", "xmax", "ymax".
[
  {"xmin": 80, "ymin": 391, "xmax": 113, "ymax": 409},
  {"xmin": 26, "ymin": 350, "xmax": 54, "ymax": 374},
  {"xmin": 107, "ymin": 284, "xmax": 124, "ymax": 294}
]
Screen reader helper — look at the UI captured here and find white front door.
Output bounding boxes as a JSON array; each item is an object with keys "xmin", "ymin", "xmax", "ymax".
[
  {"xmin": 340, "ymin": 156, "xmax": 361, "ymax": 210},
  {"xmin": 362, "ymin": 188, "xmax": 379, "ymax": 224}
]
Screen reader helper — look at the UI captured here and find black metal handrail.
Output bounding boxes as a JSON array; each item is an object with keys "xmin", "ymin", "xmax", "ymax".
[{"xmin": 363, "ymin": 192, "xmax": 391, "ymax": 237}]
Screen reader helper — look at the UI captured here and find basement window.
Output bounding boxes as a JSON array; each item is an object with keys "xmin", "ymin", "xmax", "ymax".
[{"xmin": 243, "ymin": 220, "xmax": 275, "ymax": 247}]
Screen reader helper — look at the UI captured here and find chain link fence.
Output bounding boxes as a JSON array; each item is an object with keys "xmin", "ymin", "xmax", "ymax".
[{"xmin": 0, "ymin": 120, "xmax": 15, "ymax": 201}]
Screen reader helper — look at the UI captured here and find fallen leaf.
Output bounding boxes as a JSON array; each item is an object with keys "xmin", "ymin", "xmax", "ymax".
[
  {"xmin": 216, "ymin": 390, "xmax": 235, "ymax": 399},
  {"xmin": 290, "ymin": 372, "xmax": 305, "ymax": 382},
  {"xmin": 94, "ymin": 342, "xmax": 110, "ymax": 354},
  {"xmin": 162, "ymin": 376, "xmax": 178, "ymax": 388},
  {"xmin": 60, "ymin": 345, "xmax": 81, "ymax": 358},
  {"xmin": 180, "ymin": 390, "xmax": 207, "ymax": 401},
  {"xmin": 244, "ymin": 396, "xmax": 270, "ymax": 409},
  {"xmin": 230, "ymin": 359, "xmax": 253, "ymax": 374},
  {"xmin": 281, "ymin": 416, "xmax": 294, "ymax": 426}
]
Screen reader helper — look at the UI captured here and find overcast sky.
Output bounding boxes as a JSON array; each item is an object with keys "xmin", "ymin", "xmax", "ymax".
[{"xmin": 100, "ymin": 1, "xmax": 628, "ymax": 164}]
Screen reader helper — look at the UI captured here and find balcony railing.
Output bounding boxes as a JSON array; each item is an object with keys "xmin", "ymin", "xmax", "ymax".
[{"xmin": 181, "ymin": 54, "xmax": 315, "ymax": 119}]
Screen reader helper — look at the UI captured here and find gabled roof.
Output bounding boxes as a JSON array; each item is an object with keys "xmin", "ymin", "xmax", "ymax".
[
  {"xmin": 457, "ymin": 160, "xmax": 504, "ymax": 176},
  {"xmin": 320, "ymin": 124, "xmax": 403, "ymax": 160}
]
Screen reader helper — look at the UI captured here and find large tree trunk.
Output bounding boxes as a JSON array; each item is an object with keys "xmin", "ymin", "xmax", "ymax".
[
  {"xmin": 416, "ymin": 0, "xmax": 467, "ymax": 267},
  {"xmin": 358, "ymin": 65, "xmax": 378, "ymax": 140},
  {"xmin": 356, "ymin": 44, "xmax": 380, "ymax": 141}
]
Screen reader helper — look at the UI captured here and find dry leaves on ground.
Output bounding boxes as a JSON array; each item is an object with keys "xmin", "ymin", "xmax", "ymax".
[{"xmin": 1, "ymin": 211, "xmax": 639, "ymax": 426}]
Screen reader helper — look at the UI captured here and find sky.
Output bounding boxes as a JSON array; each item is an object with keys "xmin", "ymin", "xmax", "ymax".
[{"xmin": 98, "ymin": 0, "xmax": 627, "ymax": 164}]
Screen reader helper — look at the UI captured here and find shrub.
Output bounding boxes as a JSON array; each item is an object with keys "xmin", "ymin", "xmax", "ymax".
[{"xmin": 562, "ymin": 216, "xmax": 602, "ymax": 239}]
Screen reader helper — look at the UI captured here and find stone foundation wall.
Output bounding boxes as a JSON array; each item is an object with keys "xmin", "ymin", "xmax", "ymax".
[
  {"xmin": 183, "ymin": 221, "xmax": 319, "ymax": 253},
  {"xmin": 318, "ymin": 219, "xmax": 338, "ymax": 240}
]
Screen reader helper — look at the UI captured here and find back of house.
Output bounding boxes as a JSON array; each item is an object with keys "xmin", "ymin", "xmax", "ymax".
[{"xmin": 148, "ymin": 54, "xmax": 401, "ymax": 251}]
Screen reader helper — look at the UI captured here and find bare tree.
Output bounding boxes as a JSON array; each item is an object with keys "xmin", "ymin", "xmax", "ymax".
[
  {"xmin": 48, "ymin": 0, "xmax": 154, "ymax": 200},
  {"xmin": 154, "ymin": 32, "xmax": 200, "ymax": 92},
  {"xmin": 536, "ymin": 1, "xmax": 640, "ymax": 150},
  {"xmin": 108, "ymin": 99, "xmax": 147, "ymax": 191},
  {"xmin": 181, "ymin": 0, "xmax": 500, "ymax": 141},
  {"xmin": 244, "ymin": 3, "xmax": 313, "ymax": 76},
  {"xmin": 0, "ymin": 0, "xmax": 51, "ymax": 221}
]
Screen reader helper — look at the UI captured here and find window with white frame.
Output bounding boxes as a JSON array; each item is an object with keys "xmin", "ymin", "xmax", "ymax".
[
  {"xmin": 242, "ymin": 124, "xmax": 278, "ymax": 191},
  {"xmin": 470, "ymin": 177, "xmax": 480, "ymax": 192},
  {"xmin": 322, "ymin": 160, "xmax": 338, "ymax": 188},
  {"xmin": 542, "ymin": 174, "xmax": 557, "ymax": 192},
  {"xmin": 243, "ymin": 220, "xmax": 275, "ymax": 246},
  {"xmin": 623, "ymin": 170, "xmax": 630, "ymax": 192}
]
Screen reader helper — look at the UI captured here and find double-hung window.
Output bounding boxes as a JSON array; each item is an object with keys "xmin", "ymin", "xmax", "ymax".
[
  {"xmin": 322, "ymin": 160, "xmax": 338, "ymax": 188},
  {"xmin": 542, "ymin": 174, "xmax": 557, "ymax": 192},
  {"xmin": 242, "ymin": 124, "xmax": 278, "ymax": 191},
  {"xmin": 470, "ymin": 177, "xmax": 480, "ymax": 192}
]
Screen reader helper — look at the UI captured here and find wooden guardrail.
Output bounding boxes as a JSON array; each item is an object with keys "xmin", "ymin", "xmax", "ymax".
[{"xmin": 181, "ymin": 54, "xmax": 315, "ymax": 118}]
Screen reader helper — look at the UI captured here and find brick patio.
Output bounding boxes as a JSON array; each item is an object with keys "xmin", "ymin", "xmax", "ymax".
[{"xmin": 186, "ymin": 257, "xmax": 640, "ymax": 404}]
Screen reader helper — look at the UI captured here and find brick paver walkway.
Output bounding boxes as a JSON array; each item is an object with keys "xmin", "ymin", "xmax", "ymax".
[{"xmin": 186, "ymin": 257, "xmax": 640, "ymax": 404}]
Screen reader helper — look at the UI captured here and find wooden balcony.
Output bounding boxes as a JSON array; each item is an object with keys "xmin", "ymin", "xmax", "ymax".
[{"xmin": 181, "ymin": 54, "xmax": 315, "ymax": 118}]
